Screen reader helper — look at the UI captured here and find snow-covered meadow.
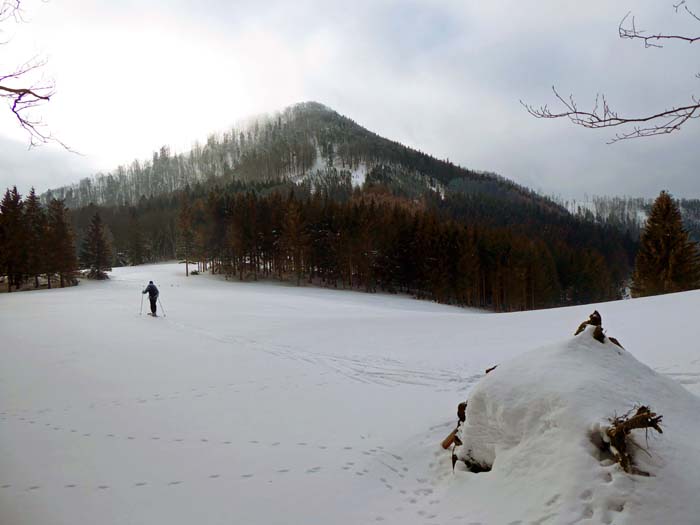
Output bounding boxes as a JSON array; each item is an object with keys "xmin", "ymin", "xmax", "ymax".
[{"xmin": 1, "ymin": 262, "xmax": 699, "ymax": 524}]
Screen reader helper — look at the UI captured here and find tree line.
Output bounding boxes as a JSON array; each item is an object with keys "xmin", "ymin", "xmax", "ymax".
[
  {"xmin": 56, "ymin": 176, "xmax": 634, "ymax": 310},
  {"xmin": 558, "ymin": 194, "xmax": 700, "ymax": 242},
  {"xmin": 0, "ymin": 186, "xmax": 114, "ymax": 291},
  {"xmin": 4, "ymin": 181, "xmax": 696, "ymax": 306},
  {"xmin": 172, "ymin": 187, "xmax": 622, "ymax": 311},
  {"xmin": 0, "ymin": 187, "xmax": 77, "ymax": 291}
]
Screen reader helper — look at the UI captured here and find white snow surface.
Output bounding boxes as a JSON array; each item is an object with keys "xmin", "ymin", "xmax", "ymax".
[
  {"xmin": 1, "ymin": 262, "xmax": 699, "ymax": 524},
  {"xmin": 350, "ymin": 162, "xmax": 368, "ymax": 188},
  {"xmin": 455, "ymin": 325, "xmax": 700, "ymax": 524}
]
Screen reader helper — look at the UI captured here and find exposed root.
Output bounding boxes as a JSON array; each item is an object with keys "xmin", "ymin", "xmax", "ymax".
[
  {"xmin": 574, "ymin": 311, "xmax": 624, "ymax": 348},
  {"xmin": 575, "ymin": 310, "xmax": 602, "ymax": 335},
  {"xmin": 442, "ymin": 400, "xmax": 493, "ymax": 473},
  {"xmin": 441, "ymin": 401, "xmax": 467, "ymax": 449},
  {"xmin": 603, "ymin": 405, "xmax": 663, "ymax": 476}
]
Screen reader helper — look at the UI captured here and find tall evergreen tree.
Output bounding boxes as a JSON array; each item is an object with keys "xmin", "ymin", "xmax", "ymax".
[
  {"xmin": 46, "ymin": 199, "xmax": 79, "ymax": 288},
  {"xmin": 177, "ymin": 197, "xmax": 194, "ymax": 276},
  {"xmin": 80, "ymin": 212, "xmax": 112, "ymax": 279},
  {"xmin": 0, "ymin": 187, "xmax": 26, "ymax": 291},
  {"xmin": 24, "ymin": 188, "xmax": 46, "ymax": 288},
  {"xmin": 127, "ymin": 213, "xmax": 145, "ymax": 265},
  {"xmin": 632, "ymin": 191, "xmax": 700, "ymax": 297},
  {"xmin": 280, "ymin": 197, "xmax": 305, "ymax": 285}
]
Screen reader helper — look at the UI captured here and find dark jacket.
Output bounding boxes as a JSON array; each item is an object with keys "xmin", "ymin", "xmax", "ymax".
[{"xmin": 143, "ymin": 283, "xmax": 159, "ymax": 299}]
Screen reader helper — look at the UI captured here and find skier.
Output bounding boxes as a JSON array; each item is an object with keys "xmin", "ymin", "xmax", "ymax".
[{"xmin": 142, "ymin": 280, "xmax": 159, "ymax": 316}]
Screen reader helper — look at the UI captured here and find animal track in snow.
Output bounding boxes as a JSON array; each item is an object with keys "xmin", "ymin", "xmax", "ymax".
[{"xmin": 545, "ymin": 494, "xmax": 561, "ymax": 506}]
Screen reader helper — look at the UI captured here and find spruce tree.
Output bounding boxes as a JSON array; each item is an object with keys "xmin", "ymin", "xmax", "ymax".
[
  {"xmin": 127, "ymin": 213, "xmax": 145, "ymax": 265},
  {"xmin": 80, "ymin": 212, "xmax": 112, "ymax": 279},
  {"xmin": 632, "ymin": 191, "xmax": 700, "ymax": 297},
  {"xmin": 281, "ymin": 198, "xmax": 305, "ymax": 285},
  {"xmin": 24, "ymin": 188, "xmax": 46, "ymax": 288},
  {"xmin": 46, "ymin": 199, "xmax": 79, "ymax": 288},
  {"xmin": 177, "ymin": 198, "xmax": 194, "ymax": 276},
  {"xmin": 0, "ymin": 187, "xmax": 26, "ymax": 292}
]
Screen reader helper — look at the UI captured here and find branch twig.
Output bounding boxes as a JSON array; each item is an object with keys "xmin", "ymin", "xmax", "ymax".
[
  {"xmin": 523, "ymin": 3, "xmax": 700, "ymax": 141},
  {"xmin": 521, "ymin": 88, "xmax": 700, "ymax": 143}
]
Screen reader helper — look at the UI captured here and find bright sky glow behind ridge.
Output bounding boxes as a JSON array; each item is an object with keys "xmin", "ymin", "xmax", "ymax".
[{"xmin": 0, "ymin": 0, "xmax": 698, "ymax": 199}]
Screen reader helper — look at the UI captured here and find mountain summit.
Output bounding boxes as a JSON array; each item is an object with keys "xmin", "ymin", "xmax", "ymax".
[{"xmin": 44, "ymin": 101, "xmax": 557, "ymax": 212}]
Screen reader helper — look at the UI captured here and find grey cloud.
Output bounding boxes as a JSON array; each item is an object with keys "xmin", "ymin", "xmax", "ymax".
[
  {"xmin": 0, "ymin": 137, "xmax": 97, "ymax": 196},
  {"xmin": 2, "ymin": 0, "xmax": 698, "ymax": 200}
]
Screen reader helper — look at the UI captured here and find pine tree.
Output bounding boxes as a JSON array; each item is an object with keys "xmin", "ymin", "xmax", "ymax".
[
  {"xmin": 127, "ymin": 213, "xmax": 145, "ymax": 265},
  {"xmin": 80, "ymin": 212, "xmax": 112, "ymax": 279},
  {"xmin": 177, "ymin": 197, "xmax": 194, "ymax": 276},
  {"xmin": 281, "ymin": 197, "xmax": 305, "ymax": 285},
  {"xmin": 632, "ymin": 191, "xmax": 700, "ymax": 297},
  {"xmin": 46, "ymin": 199, "xmax": 78, "ymax": 288},
  {"xmin": 0, "ymin": 187, "xmax": 26, "ymax": 292},
  {"xmin": 24, "ymin": 188, "xmax": 46, "ymax": 288}
]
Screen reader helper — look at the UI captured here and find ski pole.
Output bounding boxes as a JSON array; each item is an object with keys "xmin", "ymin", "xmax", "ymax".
[
  {"xmin": 139, "ymin": 293, "xmax": 144, "ymax": 315},
  {"xmin": 158, "ymin": 297, "xmax": 166, "ymax": 318}
]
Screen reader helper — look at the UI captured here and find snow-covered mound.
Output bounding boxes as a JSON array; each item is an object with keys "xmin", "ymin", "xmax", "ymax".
[{"xmin": 455, "ymin": 321, "xmax": 700, "ymax": 524}]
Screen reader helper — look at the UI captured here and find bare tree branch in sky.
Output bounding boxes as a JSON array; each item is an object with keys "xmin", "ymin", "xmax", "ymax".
[
  {"xmin": 523, "ymin": 2, "xmax": 700, "ymax": 143},
  {"xmin": 0, "ymin": 0, "xmax": 71, "ymax": 149}
]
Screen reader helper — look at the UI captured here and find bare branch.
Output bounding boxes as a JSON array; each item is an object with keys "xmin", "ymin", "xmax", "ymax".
[
  {"xmin": 0, "ymin": 54, "xmax": 59, "ymax": 148},
  {"xmin": 0, "ymin": 1, "xmax": 75, "ymax": 150},
  {"xmin": 0, "ymin": 1, "xmax": 23, "ymax": 23},
  {"xmin": 521, "ymin": 87, "xmax": 700, "ymax": 143},
  {"xmin": 619, "ymin": 10, "xmax": 700, "ymax": 47},
  {"xmin": 524, "ymin": 3, "xmax": 700, "ymax": 142},
  {"xmin": 674, "ymin": 0, "xmax": 700, "ymax": 23}
]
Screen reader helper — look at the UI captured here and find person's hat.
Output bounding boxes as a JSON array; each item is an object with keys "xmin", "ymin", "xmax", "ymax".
[{"xmin": 149, "ymin": 281, "xmax": 153, "ymax": 284}]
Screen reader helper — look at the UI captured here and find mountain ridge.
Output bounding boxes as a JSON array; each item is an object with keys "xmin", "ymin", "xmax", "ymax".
[{"xmin": 42, "ymin": 101, "xmax": 563, "ymax": 216}]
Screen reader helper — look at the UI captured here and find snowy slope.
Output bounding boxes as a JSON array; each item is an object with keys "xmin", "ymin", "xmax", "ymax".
[{"xmin": 1, "ymin": 263, "xmax": 699, "ymax": 525}]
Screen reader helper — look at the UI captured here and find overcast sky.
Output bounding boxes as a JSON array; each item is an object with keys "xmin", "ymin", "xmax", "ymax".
[{"xmin": 1, "ymin": 0, "xmax": 698, "ymax": 200}]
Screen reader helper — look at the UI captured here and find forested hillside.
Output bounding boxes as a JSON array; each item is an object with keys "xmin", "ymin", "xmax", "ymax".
[
  {"xmin": 42, "ymin": 102, "xmax": 562, "ymax": 214},
  {"xmin": 24, "ymin": 102, "xmax": 645, "ymax": 310},
  {"xmin": 62, "ymin": 177, "xmax": 634, "ymax": 311},
  {"xmin": 562, "ymin": 195, "xmax": 700, "ymax": 242}
]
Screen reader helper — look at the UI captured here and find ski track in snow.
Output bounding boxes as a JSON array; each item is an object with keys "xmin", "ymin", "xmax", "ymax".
[
  {"xmin": 1, "ymin": 263, "xmax": 699, "ymax": 525},
  {"xmin": 165, "ymin": 315, "xmax": 480, "ymax": 389}
]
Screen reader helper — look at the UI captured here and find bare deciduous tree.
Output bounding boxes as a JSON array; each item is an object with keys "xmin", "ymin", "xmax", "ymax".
[
  {"xmin": 0, "ymin": 0, "xmax": 66, "ymax": 148},
  {"xmin": 523, "ymin": 2, "xmax": 700, "ymax": 143}
]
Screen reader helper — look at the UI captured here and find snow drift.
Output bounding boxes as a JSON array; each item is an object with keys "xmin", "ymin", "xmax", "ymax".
[{"xmin": 454, "ymin": 318, "xmax": 700, "ymax": 524}]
